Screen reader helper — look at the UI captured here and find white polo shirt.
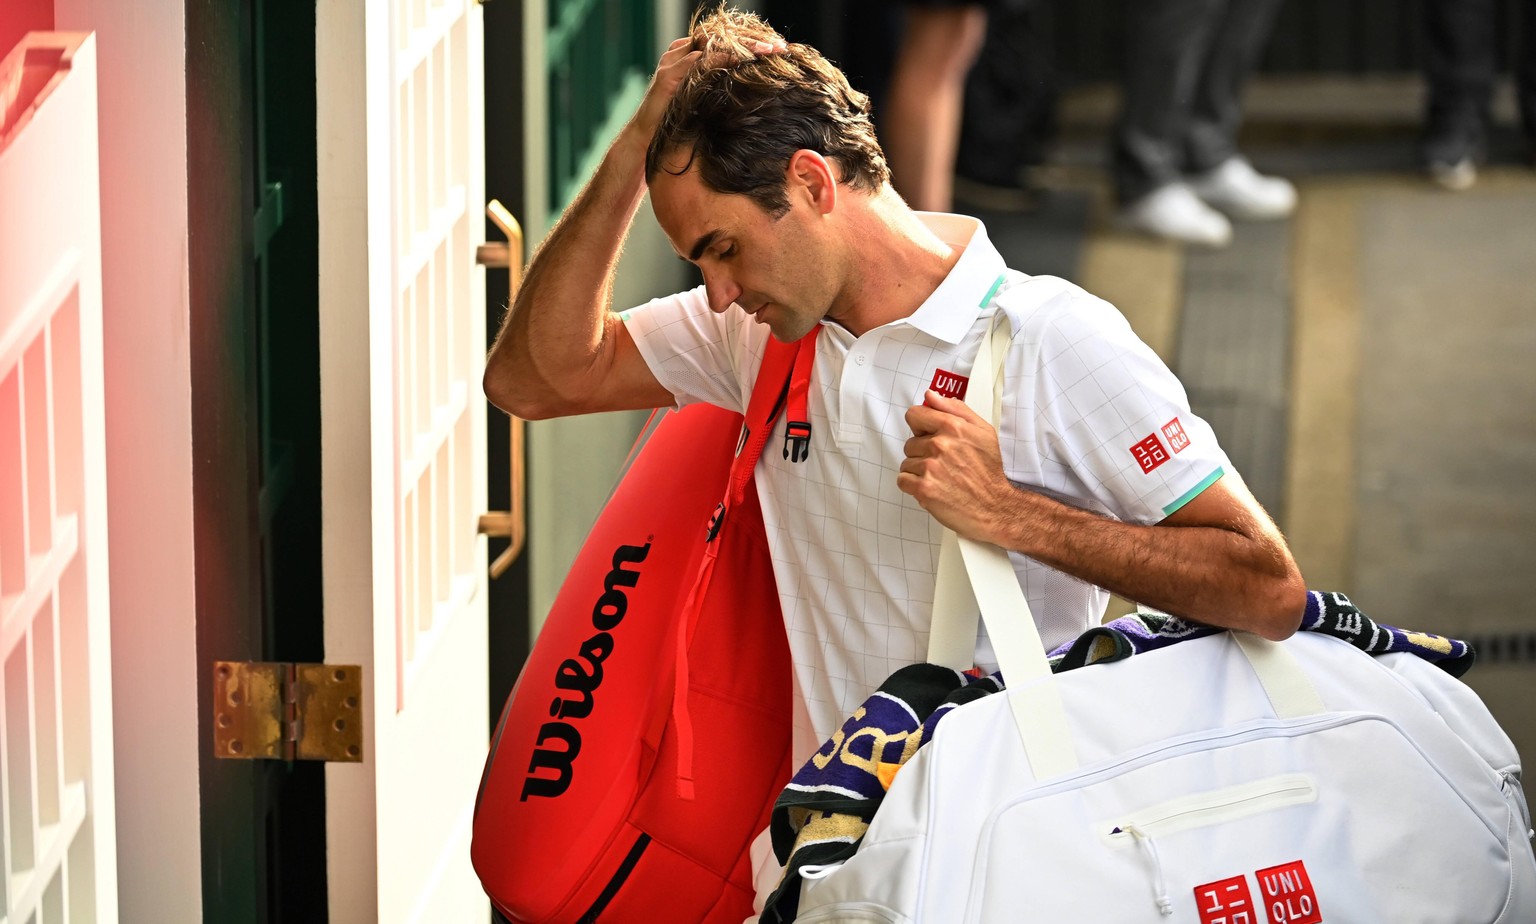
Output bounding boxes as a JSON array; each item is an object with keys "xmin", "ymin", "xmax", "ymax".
[{"xmin": 622, "ymin": 213, "xmax": 1231, "ymax": 756}]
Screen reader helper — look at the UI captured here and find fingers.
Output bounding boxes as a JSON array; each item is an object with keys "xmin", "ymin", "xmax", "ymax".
[
  {"xmin": 907, "ymin": 389, "xmax": 993, "ymax": 437},
  {"xmin": 658, "ymin": 48, "xmax": 702, "ymax": 73},
  {"xmin": 657, "ymin": 38, "xmax": 699, "ymax": 72},
  {"xmin": 922, "ymin": 389, "xmax": 983, "ymax": 422},
  {"xmin": 660, "ymin": 35, "xmax": 786, "ymax": 69},
  {"xmin": 904, "ymin": 403, "xmax": 944, "ymax": 436}
]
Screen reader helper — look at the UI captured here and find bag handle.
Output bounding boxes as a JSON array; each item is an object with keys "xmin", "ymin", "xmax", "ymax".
[
  {"xmin": 931, "ymin": 315, "xmax": 1081, "ymax": 778},
  {"xmin": 928, "ymin": 292, "xmax": 1323, "ymax": 781}
]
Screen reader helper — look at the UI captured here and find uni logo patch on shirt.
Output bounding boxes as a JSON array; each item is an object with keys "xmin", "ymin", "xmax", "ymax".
[
  {"xmin": 1162, "ymin": 417, "xmax": 1191, "ymax": 453},
  {"xmin": 1130, "ymin": 432, "xmax": 1170, "ymax": 474},
  {"xmin": 929, "ymin": 368, "xmax": 968, "ymax": 400}
]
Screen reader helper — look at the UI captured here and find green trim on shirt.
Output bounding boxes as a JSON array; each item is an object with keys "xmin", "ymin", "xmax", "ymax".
[
  {"xmin": 1163, "ymin": 466, "xmax": 1225, "ymax": 517},
  {"xmin": 978, "ymin": 273, "xmax": 1007, "ymax": 309}
]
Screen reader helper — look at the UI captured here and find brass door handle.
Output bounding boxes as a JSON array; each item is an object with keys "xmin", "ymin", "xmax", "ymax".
[{"xmin": 477, "ymin": 199, "xmax": 526, "ymax": 579}]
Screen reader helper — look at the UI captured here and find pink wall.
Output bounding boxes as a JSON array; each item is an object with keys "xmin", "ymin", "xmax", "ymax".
[
  {"xmin": 50, "ymin": 0, "xmax": 204, "ymax": 918},
  {"xmin": 0, "ymin": 0, "xmax": 53, "ymax": 62}
]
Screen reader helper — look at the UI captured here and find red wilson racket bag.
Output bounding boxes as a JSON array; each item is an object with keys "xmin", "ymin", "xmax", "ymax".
[{"xmin": 472, "ymin": 335, "xmax": 813, "ymax": 923}]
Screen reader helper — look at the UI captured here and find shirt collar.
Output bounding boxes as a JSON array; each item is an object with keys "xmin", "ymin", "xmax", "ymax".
[{"xmin": 903, "ymin": 213, "xmax": 1007, "ymax": 344}]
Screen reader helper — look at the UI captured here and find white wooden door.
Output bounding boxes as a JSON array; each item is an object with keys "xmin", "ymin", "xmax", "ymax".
[
  {"xmin": 0, "ymin": 33, "xmax": 119, "ymax": 924},
  {"xmin": 315, "ymin": 1, "xmax": 489, "ymax": 920}
]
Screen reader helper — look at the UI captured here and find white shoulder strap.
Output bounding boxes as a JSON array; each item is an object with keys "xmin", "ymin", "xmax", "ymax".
[{"xmin": 929, "ymin": 314, "xmax": 1080, "ymax": 778}]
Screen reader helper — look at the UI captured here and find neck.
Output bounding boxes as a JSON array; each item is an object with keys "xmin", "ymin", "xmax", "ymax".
[{"xmin": 825, "ymin": 188, "xmax": 963, "ymax": 337}]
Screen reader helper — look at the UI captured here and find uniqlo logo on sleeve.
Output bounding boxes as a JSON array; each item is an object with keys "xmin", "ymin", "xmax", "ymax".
[
  {"xmin": 1130, "ymin": 433, "xmax": 1170, "ymax": 473},
  {"xmin": 1257, "ymin": 860, "xmax": 1322, "ymax": 924},
  {"xmin": 1162, "ymin": 417, "xmax": 1191, "ymax": 453},
  {"xmin": 929, "ymin": 368, "xmax": 968, "ymax": 400},
  {"xmin": 1194, "ymin": 874, "xmax": 1257, "ymax": 924}
]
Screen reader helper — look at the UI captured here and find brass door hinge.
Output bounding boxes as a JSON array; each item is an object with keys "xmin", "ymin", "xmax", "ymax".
[{"xmin": 213, "ymin": 661, "xmax": 363, "ymax": 762}]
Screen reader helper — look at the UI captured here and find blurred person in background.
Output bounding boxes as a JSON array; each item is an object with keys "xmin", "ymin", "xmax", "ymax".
[
  {"xmin": 883, "ymin": 1, "xmax": 990, "ymax": 211},
  {"xmin": 1421, "ymin": 0, "xmax": 1536, "ymax": 190},
  {"xmin": 1111, "ymin": 0, "xmax": 1294, "ymax": 248},
  {"xmin": 952, "ymin": 1, "xmax": 1059, "ymax": 212}
]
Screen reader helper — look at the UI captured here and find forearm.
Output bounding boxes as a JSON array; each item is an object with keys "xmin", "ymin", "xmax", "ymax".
[
  {"xmin": 985, "ymin": 487, "xmax": 1306, "ymax": 639},
  {"xmin": 484, "ymin": 126, "xmax": 650, "ymax": 418}
]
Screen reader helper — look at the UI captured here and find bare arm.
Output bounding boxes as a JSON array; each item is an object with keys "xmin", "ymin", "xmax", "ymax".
[
  {"xmin": 898, "ymin": 391, "xmax": 1307, "ymax": 639},
  {"xmin": 483, "ymin": 39, "xmax": 699, "ymax": 419}
]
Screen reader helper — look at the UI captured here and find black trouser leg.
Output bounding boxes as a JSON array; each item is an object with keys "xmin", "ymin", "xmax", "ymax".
[
  {"xmin": 1518, "ymin": 0, "xmax": 1536, "ymax": 148},
  {"xmin": 1422, "ymin": 0, "xmax": 1497, "ymax": 164},
  {"xmin": 957, "ymin": 1, "xmax": 1057, "ymax": 187},
  {"xmin": 1182, "ymin": 0, "xmax": 1285, "ymax": 173},
  {"xmin": 1111, "ymin": 0, "xmax": 1223, "ymax": 203}
]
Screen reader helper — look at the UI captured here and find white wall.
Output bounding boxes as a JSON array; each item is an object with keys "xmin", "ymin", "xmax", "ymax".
[{"xmin": 50, "ymin": 1, "xmax": 203, "ymax": 920}]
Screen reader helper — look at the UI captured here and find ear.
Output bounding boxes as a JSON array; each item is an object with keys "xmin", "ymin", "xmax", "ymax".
[{"xmin": 785, "ymin": 150, "xmax": 837, "ymax": 216}]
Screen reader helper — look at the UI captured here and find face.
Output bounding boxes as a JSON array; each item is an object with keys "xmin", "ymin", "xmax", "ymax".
[{"xmin": 648, "ymin": 154, "xmax": 843, "ymax": 343}]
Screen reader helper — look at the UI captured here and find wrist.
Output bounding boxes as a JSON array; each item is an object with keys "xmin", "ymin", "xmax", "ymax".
[
  {"xmin": 615, "ymin": 121, "xmax": 654, "ymax": 167},
  {"xmin": 982, "ymin": 482, "xmax": 1032, "ymax": 551},
  {"xmin": 592, "ymin": 127, "xmax": 653, "ymax": 206}
]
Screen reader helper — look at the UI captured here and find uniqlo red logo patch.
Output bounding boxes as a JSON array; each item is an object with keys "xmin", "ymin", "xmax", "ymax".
[
  {"xmin": 1130, "ymin": 433, "xmax": 1170, "ymax": 473},
  {"xmin": 929, "ymin": 368, "xmax": 968, "ymax": 400},
  {"xmin": 1162, "ymin": 417, "xmax": 1191, "ymax": 453},
  {"xmin": 1195, "ymin": 874, "xmax": 1257, "ymax": 924},
  {"xmin": 1256, "ymin": 860, "xmax": 1322, "ymax": 924}
]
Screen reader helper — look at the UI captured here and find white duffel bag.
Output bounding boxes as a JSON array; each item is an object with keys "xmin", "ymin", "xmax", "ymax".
[
  {"xmin": 789, "ymin": 323, "xmax": 1536, "ymax": 924},
  {"xmin": 793, "ymin": 626, "xmax": 1536, "ymax": 923}
]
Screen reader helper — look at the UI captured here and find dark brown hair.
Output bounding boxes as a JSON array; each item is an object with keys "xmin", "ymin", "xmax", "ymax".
[{"xmin": 644, "ymin": 6, "xmax": 890, "ymax": 218}]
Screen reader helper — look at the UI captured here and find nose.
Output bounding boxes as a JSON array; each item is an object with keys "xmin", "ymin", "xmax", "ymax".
[{"xmin": 702, "ymin": 268, "xmax": 741, "ymax": 314}]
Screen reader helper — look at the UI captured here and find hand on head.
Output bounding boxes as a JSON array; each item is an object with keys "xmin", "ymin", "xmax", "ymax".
[{"xmin": 631, "ymin": 31, "xmax": 788, "ymax": 142}]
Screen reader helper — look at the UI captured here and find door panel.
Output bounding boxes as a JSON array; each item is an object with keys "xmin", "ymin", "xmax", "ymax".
[{"xmin": 317, "ymin": 1, "xmax": 489, "ymax": 920}]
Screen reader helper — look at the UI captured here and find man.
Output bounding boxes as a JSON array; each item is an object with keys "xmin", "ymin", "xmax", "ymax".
[{"xmin": 485, "ymin": 8, "xmax": 1304, "ymax": 769}]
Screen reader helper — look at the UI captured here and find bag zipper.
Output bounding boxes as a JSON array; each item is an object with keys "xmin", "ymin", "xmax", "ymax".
[
  {"xmin": 1101, "ymin": 774, "xmax": 1318, "ymax": 846},
  {"xmin": 1103, "ymin": 775, "xmax": 1317, "ymax": 918},
  {"xmin": 1117, "ymin": 823, "xmax": 1173, "ymax": 916}
]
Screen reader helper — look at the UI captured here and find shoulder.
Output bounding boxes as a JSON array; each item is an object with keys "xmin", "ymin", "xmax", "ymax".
[
  {"xmin": 622, "ymin": 285, "xmax": 765, "ymax": 351},
  {"xmin": 620, "ymin": 284, "xmax": 712, "ymax": 332},
  {"xmin": 620, "ymin": 286, "xmax": 769, "ymax": 411},
  {"xmin": 993, "ymin": 274, "xmax": 1137, "ymax": 348}
]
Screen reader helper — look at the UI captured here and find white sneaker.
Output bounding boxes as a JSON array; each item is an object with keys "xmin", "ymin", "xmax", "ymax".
[
  {"xmin": 1188, "ymin": 156, "xmax": 1297, "ymax": 220},
  {"xmin": 1116, "ymin": 182, "xmax": 1233, "ymax": 248},
  {"xmin": 1428, "ymin": 157, "xmax": 1477, "ymax": 191}
]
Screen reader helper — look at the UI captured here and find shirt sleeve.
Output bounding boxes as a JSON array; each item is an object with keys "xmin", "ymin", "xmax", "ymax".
[
  {"xmin": 618, "ymin": 285, "xmax": 766, "ymax": 414},
  {"xmin": 1002, "ymin": 285, "xmax": 1232, "ymax": 525}
]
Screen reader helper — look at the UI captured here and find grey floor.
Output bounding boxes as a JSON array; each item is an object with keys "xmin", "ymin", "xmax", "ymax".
[{"xmin": 966, "ymin": 77, "xmax": 1536, "ymax": 765}]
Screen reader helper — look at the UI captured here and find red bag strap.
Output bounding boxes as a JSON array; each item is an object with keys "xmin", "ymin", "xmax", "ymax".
[
  {"xmin": 673, "ymin": 326, "xmax": 820, "ymax": 799},
  {"xmin": 709, "ymin": 325, "xmax": 821, "ymax": 538},
  {"xmin": 781, "ymin": 329, "xmax": 817, "ymax": 464}
]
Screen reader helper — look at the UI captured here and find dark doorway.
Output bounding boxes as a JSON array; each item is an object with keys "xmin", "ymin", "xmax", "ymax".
[
  {"xmin": 188, "ymin": 0, "xmax": 326, "ymax": 919},
  {"xmin": 484, "ymin": 0, "xmax": 536, "ymax": 731}
]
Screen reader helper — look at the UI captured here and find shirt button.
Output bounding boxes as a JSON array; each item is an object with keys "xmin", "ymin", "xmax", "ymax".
[{"xmin": 855, "ymin": 354, "xmax": 867, "ymax": 365}]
